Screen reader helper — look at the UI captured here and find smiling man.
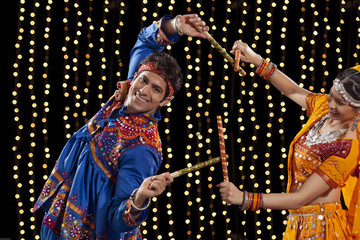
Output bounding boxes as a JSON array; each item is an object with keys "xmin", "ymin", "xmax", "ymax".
[
  {"xmin": 124, "ymin": 52, "xmax": 180, "ymax": 116},
  {"xmin": 33, "ymin": 14, "xmax": 208, "ymax": 240}
]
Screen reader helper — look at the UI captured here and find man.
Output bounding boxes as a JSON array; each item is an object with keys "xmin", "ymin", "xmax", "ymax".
[{"xmin": 33, "ymin": 14, "xmax": 208, "ymax": 239}]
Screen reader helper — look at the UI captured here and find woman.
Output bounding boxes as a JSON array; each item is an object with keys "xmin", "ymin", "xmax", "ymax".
[{"xmin": 217, "ymin": 41, "xmax": 360, "ymax": 239}]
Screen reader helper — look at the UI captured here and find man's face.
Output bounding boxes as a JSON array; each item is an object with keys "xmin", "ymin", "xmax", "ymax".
[{"xmin": 124, "ymin": 71, "xmax": 172, "ymax": 116}]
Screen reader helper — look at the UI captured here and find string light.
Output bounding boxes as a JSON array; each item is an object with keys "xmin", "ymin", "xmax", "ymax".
[
  {"xmin": 247, "ymin": 0, "xmax": 263, "ymax": 238},
  {"xmin": 219, "ymin": 1, "xmax": 232, "ymax": 239},
  {"xmin": 184, "ymin": 2, "xmax": 194, "ymax": 239},
  {"xmin": 72, "ymin": 1, "xmax": 81, "ymax": 130},
  {"xmin": 321, "ymin": 0, "xmax": 330, "ymax": 91},
  {"xmin": 205, "ymin": 3, "xmax": 217, "ymax": 239},
  {"xmin": 355, "ymin": 4, "xmax": 360, "ymax": 66},
  {"xmin": 12, "ymin": 0, "xmax": 26, "ymax": 238},
  {"xmin": 62, "ymin": 0, "xmax": 71, "ymax": 139},
  {"xmin": 97, "ymin": 0, "xmax": 110, "ymax": 107},
  {"xmin": 82, "ymin": 0, "xmax": 94, "ymax": 122},
  {"xmin": 33, "ymin": 1, "xmax": 54, "ymax": 239},
  {"xmin": 336, "ymin": 1, "xmax": 346, "ymax": 71},
  {"xmin": 277, "ymin": 0, "xmax": 289, "ymax": 234},
  {"xmin": 298, "ymin": 0, "xmax": 307, "ymax": 126},
  {"xmin": 262, "ymin": 1, "xmax": 276, "ymax": 238},
  {"xmin": 235, "ymin": 0, "xmax": 248, "ymax": 237},
  {"xmin": 26, "ymin": 2, "xmax": 39, "ymax": 238},
  {"xmin": 309, "ymin": 2, "xmax": 318, "ymax": 92}
]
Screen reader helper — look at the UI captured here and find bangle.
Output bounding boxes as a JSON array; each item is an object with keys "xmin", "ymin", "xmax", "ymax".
[
  {"xmin": 256, "ymin": 59, "xmax": 277, "ymax": 80},
  {"xmin": 239, "ymin": 191, "xmax": 263, "ymax": 211},
  {"xmin": 130, "ymin": 188, "xmax": 151, "ymax": 211},
  {"xmin": 175, "ymin": 15, "xmax": 183, "ymax": 36},
  {"xmin": 240, "ymin": 190, "xmax": 249, "ymax": 211}
]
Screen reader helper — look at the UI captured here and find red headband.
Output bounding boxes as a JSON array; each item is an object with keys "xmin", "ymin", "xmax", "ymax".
[{"xmin": 135, "ymin": 61, "xmax": 174, "ymax": 97}]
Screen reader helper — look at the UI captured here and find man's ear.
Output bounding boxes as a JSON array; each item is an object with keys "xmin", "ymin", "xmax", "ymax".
[{"xmin": 159, "ymin": 96, "xmax": 174, "ymax": 107}]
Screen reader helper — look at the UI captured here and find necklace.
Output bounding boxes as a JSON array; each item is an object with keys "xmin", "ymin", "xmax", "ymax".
[{"xmin": 304, "ymin": 113, "xmax": 348, "ymax": 146}]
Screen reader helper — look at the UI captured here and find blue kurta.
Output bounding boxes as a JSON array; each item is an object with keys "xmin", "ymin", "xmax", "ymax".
[{"xmin": 34, "ymin": 15, "xmax": 180, "ymax": 240}]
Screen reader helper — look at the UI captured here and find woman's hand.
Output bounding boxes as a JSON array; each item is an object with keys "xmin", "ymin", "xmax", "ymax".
[
  {"xmin": 134, "ymin": 172, "xmax": 173, "ymax": 208},
  {"xmin": 217, "ymin": 181, "xmax": 243, "ymax": 205},
  {"xmin": 230, "ymin": 41, "xmax": 263, "ymax": 67}
]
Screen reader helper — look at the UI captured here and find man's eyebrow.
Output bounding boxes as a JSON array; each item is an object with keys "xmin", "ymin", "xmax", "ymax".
[
  {"xmin": 141, "ymin": 75, "xmax": 148, "ymax": 81},
  {"xmin": 143, "ymin": 74, "xmax": 165, "ymax": 92}
]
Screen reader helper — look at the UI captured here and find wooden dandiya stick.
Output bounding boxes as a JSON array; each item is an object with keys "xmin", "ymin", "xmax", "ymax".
[
  {"xmin": 234, "ymin": 49, "xmax": 241, "ymax": 72},
  {"xmin": 170, "ymin": 155, "xmax": 228, "ymax": 178},
  {"xmin": 216, "ymin": 115, "xmax": 229, "ymax": 182},
  {"xmin": 194, "ymin": 25, "xmax": 246, "ymax": 76}
]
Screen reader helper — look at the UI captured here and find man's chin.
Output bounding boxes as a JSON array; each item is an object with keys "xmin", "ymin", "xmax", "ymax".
[{"xmin": 126, "ymin": 104, "xmax": 151, "ymax": 115}]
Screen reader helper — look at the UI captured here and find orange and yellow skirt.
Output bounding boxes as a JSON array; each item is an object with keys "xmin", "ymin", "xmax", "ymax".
[{"xmin": 283, "ymin": 202, "xmax": 351, "ymax": 239}]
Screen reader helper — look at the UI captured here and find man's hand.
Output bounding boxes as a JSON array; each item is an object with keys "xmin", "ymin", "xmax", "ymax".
[{"xmin": 133, "ymin": 172, "xmax": 173, "ymax": 208}]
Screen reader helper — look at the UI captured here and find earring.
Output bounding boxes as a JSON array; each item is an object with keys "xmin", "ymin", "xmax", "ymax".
[{"xmin": 351, "ymin": 110, "xmax": 360, "ymax": 131}]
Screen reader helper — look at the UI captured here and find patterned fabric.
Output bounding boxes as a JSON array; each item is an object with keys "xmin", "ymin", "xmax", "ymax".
[
  {"xmin": 291, "ymin": 131, "xmax": 354, "ymax": 191},
  {"xmin": 156, "ymin": 15, "xmax": 181, "ymax": 46},
  {"xmin": 285, "ymin": 93, "xmax": 360, "ymax": 239},
  {"xmin": 283, "ymin": 202, "xmax": 350, "ymax": 239}
]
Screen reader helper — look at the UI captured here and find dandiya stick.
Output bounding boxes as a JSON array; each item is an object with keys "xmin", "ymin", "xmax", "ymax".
[
  {"xmin": 216, "ymin": 115, "xmax": 229, "ymax": 182},
  {"xmin": 194, "ymin": 25, "xmax": 246, "ymax": 76},
  {"xmin": 170, "ymin": 155, "xmax": 228, "ymax": 178},
  {"xmin": 234, "ymin": 49, "xmax": 241, "ymax": 72}
]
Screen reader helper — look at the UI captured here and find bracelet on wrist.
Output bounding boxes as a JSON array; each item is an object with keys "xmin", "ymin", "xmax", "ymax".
[
  {"xmin": 256, "ymin": 59, "xmax": 277, "ymax": 80},
  {"xmin": 240, "ymin": 190, "xmax": 249, "ymax": 211},
  {"xmin": 130, "ymin": 188, "xmax": 151, "ymax": 211},
  {"xmin": 174, "ymin": 15, "xmax": 183, "ymax": 36},
  {"xmin": 239, "ymin": 191, "xmax": 264, "ymax": 211}
]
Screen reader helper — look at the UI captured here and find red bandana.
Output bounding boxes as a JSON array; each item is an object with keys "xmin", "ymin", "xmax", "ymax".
[{"xmin": 134, "ymin": 61, "xmax": 174, "ymax": 97}]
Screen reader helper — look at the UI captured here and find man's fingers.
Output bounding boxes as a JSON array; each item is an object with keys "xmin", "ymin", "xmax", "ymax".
[{"xmin": 160, "ymin": 172, "xmax": 174, "ymax": 184}]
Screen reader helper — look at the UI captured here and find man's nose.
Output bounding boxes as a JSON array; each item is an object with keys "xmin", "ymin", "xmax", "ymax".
[{"xmin": 139, "ymin": 84, "xmax": 150, "ymax": 94}]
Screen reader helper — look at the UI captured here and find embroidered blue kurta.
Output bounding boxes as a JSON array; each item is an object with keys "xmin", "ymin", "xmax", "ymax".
[{"xmin": 34, "ymin": 15, "xmax": 180, "ymax": 240}]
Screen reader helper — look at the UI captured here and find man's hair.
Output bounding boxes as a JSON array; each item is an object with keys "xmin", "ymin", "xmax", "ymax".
[{"xmin": 140, "ymin": 51, "xmax": 183, "ymax": 97}]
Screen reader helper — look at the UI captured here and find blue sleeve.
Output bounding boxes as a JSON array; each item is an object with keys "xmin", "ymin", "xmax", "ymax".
[
  {"xmin": 107, "ymin": 144, "xmax": 160, "ymax": 232},
  {"xmin": 127, "ymin": 15, "xmax": 181, "ymax": 80}
]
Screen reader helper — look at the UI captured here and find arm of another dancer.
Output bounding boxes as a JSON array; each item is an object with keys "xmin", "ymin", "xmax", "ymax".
[
  {"xmin": 231, "ymin": 41, "xmax": 311, "ymax": 109},
  {"xmin": 127, "ymin": 14, "xmax": 209, "ymax": 80},
  {"xmin": 218, "ymin": 142, "xmax": 359, "ymax": 210},
  {"xmin": 217, "ymin": 173, "xmax": 333, "ymax": 210}
]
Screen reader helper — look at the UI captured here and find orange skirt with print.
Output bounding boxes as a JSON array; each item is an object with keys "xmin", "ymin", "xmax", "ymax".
[{"xmin": 283, "ymin": 202, "xmax": 351, "ymax": 240}]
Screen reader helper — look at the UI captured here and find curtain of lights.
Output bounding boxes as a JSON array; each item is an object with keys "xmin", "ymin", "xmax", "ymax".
[{"xmin": 10, "ymin": 0, "xmax": 360, "ymax": 239}]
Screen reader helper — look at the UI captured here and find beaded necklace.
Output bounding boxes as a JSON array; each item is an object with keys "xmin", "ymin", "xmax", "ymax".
[{"xmin": 304, "ymin": 113, "xmax": 348, "ymax": 146}]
